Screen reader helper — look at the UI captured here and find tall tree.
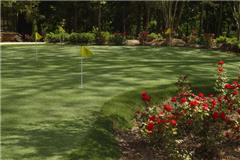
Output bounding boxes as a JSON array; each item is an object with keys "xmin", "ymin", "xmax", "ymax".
[
  {"xmin": 232, "ymin": 1, "xmax": 240, "ymax": 40},
  {"xmin": 159, "ymin": 1, "xmax": 185, "ymax": 43}
]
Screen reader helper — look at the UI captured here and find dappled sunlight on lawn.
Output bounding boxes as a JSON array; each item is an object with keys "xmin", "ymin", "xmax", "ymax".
[{"xmin": 1, "ymin": 45, "xmax": 240, "ymax": 159}]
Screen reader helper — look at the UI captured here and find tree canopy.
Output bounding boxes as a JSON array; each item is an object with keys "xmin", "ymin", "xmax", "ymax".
[{"xmin": 1, "ymin": 1, "xmax": 239, "ymax": 39}]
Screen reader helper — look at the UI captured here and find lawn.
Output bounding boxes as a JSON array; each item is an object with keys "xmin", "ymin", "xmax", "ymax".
[{"xmin": 2, "ymin": 45, "xmax": 240, "ymax": 160}]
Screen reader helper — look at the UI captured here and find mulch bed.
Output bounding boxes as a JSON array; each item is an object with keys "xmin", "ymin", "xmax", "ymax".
[{"xmin": 116, "ymin": 128, "xmax": 240, "ymax": 160}]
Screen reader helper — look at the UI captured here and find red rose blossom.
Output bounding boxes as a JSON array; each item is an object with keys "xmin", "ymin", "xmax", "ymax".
[
  {"xmin": 225, "ymin": 84, "xmax": 234, "ymax": 89},
  {"xmin": 190, "ymin": 100, "xmax": 199, "ymax": 107},
  {"xmin": 157, "ymin": 118, "xmax": 164, "ymax": 124},
  {"xmin": 232, "ymin": 90, "xmax": 238, "ymax": 96},
  {"xmin": 198, "ymin": 92, "xmax": 204, "ymax": 98},
  {"xmin": 180, "ymin": 97, "xmax": 187, "ymax": 104},
  {"xmin": 170, "ymin": 119, "xmax": 177, "ymax": 126},
  {"xmin": 211, "ymin": 99, "xmax": 217, "ymax": 108},
  {"xmin": 164, "ymin": 104, "xmax": 173, "ymax": 112},
  {"xmin": 171, "ymin": 96, "xmax": 177, "ymax": 102},
  {"xmin": 149, "ymin": 115, "xmax": 156, "ymax": 121},
  {"xmin": 218, "ymin": 60, "xmax": 224, "ymax": 65},
  {"xmin": 212, "ymin": 112, "xmax": 219, "ymax": 120},
  {"xmin": 146, "ymin": 122, "xmax": 154, "ymax": 131},
  {"xmin": 220, "ymin": 112, "xmax": 226, "ymax": 121},
  {"xmin": 202, "ymin": 103, "xmax": 209, "ymax": 111},
  {"xmin": 141, "ymin": 91, "xmax": 151, "ymax": 102}
]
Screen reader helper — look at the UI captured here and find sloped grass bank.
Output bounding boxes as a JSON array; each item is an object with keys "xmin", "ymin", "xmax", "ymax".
[
  {"xmin": 67, "ymin": 85, "xmax": 177, "ymax": 160},
  {"xmin": 68, "ymin": 80, "xmax": 219, "ymax": 160}
]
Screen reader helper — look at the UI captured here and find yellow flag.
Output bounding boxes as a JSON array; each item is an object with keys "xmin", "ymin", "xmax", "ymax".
[
  {"xmin": 58, "ymin": 26, "xmax": 65, "ymax": 33},
  {"xmin": 80, "ymin": 46, "xmax": 93, "ymax": 58},
  {"xmin": 35, "ymin": 32, "xmax": 43, "ymax": 41},
  {"xmin": 165, "ymin": 28, "xmax": 172, "ymax": 35}
]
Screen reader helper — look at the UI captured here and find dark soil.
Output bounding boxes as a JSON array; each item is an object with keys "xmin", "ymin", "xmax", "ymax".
[{"xmin": 116, "ymin": 128, "xmax": 240, "ymax": 160}]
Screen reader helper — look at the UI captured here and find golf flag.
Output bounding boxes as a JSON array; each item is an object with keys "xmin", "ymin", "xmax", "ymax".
[
  {"xmin": 34, "ymin": 32, "xmax": 43, "ymax": 61},
  {"xmin": 35, "ymin": 32, "xmax": 43, "ymax": 41},
  {"xmin": 165, "ymin": 28, "xmax": 172, "ymax": 35},
  {"xmin": 80, "ymin": 46, "xmax": 93, "ymax": 58},
  {"xmin": 58, "ymin": 26, "xmax": 65, "ymax": 33},
  {"xmin": 79, "ymin": 46, "xmax": 93, "ymax": 88}
]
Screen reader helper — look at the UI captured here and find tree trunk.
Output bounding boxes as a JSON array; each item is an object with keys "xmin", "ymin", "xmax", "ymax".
[
  {"xmin": 74, "ymin": 3, "xmax": 78, "ymax": 31},
  {"xmin": 136, "ymin": 4, "xmax": 142, "ymax": 35},
  {"xmin": 199, "ymin": 2, "xmax": 204, "ymax": 36},
  {"xmin": 217, "ymin": 1, "xmax": 223, "ymax": 36},
  {"xmin": 98, "ymin": 3, "xmax": 101, "ymax": 31}
]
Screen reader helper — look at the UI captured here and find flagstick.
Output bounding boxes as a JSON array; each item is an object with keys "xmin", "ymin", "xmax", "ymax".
[
  {"xmin": 35, "ymin": 39, "xmax": 38, "ymax": 61},
  {"xmin": 80, "ymin": 58, "xmax": 83, "ymax": 88}
]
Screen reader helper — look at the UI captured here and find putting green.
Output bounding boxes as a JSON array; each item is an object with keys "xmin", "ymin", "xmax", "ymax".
[{"xmin": 2, "ymin": 45, "xmax": 240, "ymax": 160}]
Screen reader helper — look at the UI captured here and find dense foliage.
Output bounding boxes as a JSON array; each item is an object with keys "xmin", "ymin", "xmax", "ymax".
[
  {"xmin": 1, "ymin": 1, "xmax": 239, "ymax": 39},
  {"xmin": 2, "ymin": 1, "xmax": 240, "ymax": 52}
]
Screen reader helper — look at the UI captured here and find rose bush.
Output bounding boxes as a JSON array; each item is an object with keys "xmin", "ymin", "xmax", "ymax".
[{"xmin": 135, "ymin": 60, "xmax": 240, "ymax": 159}]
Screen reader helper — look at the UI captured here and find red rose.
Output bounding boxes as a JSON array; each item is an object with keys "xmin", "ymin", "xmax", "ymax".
[
  {"xmin": 232, "ymin": 90, "xmax": 238, "ymax": 96},
  {"xmin": 141, "ymin": 91, "xmax": 151, "ymax": 102},
  {"xmin": 149, "ymin": 115, "xmax": 156, "ymax": 121},
  {"xmin": 164, "ymin": 104, "xmax": 173, "ymax": 112},
  {"xmin": 170, "ymin": 119, "xmax": 177, "ymax": 126},
  {"xmin": 224, "ymin": 84, "xmax": 234, "ymax": 89},
  {"xmin": 171, "ymin": 96, "xmax": 177, "ymax": 102},
  {"xmin": 211, "ymin": 99, "xmax": 217, "ymax": 108},
  {"xmin": 220, "ymin": 112, "xmax": 226, "ymax": 120},
  {"xmin": 198, "ymin": 92, "xmax": 204, "ymax": 98},
  {"xmin": 218, "ymin": 96, "xmax": 223, "ymax": 103},
  {"xmin": 146, "ymin": 122, "xmax": 154, "ymax": 131},
  {"xmin": 202, "ymin": 103, "xmax": 209, "ymax": 111},
  {"xmin": 212, "ymin": 112, "xmax": 219, "ymax": 120},
  {"xmin": 157, "ymin": 118, "xmax": 164, "ymax": 124},
  {"xmin": 180, "ymin": 97, "xmax": 187, "ymax": 104},
  {"xmin": 218, "ymin": 60, "xmax": 224, "ymax": 65},
  {"xmin": 190, "ymin": 100, "xmax": 199, "ymax": 107}
]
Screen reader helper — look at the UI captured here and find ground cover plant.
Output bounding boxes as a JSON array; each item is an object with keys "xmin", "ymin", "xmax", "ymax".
[{"xmin": 1, "ymin": 45, "xmax": 240, "ymax": 160}]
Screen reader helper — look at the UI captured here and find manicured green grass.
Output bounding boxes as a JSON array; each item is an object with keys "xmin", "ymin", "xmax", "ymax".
[{"xmin": 2, "ymin": 45, "xmax": 240, "ymax": 160}]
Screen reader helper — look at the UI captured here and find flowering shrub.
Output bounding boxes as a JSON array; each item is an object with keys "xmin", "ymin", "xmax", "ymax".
[{"xmin": 135, "ymin": 60, "xmax": 240, "ymax": 158}]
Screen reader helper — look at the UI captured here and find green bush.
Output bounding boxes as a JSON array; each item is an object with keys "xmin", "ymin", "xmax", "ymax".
[
  {"xmin": 147, "ymin": 33, "xmax": 163, "ymax": 41},
  {"xmin": 226, "ymin": 37, "xmax": 238, "ymax": 45},
  {"xmin": 109, "ymin": 33, "xmax": 125, "ymax": 45},
  {"xmin": 216, "ymin": 36, "xmax": 238, "ymax": 45},
  {"xmin": 216, "ymin": 36, "xmax": 227, "ymax": 44},
  {"xmin": 45, "ymin": 32, "xmax": 70, "ymax": 43},
  {"xmin": 69, "ymin": 32, "xmax": 95, "ymax": 44},
  {"xmin": 95, "ymin": 31, "xmax": 111, "ymax": 45}
]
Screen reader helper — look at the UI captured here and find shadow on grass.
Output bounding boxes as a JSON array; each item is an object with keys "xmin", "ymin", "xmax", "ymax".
[
  {"xmin": 67, "ymin": 114, "xmax": 123, "ymax": 160},
  {"xmin": 2, "ymin": 45, "xmax": 239, "ymax": 159},
  {"xmin": 67, "ymin": 80, "xmax": 217, "ymax": 160}
]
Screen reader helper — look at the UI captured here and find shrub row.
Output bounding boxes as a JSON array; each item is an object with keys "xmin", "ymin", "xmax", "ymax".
[
  {"xmin": 216, "ymin": 36, "xmax": 240, "ymax": 53},
  {"xmin": 45, "ymin": 32, "xmax": 126, "ymax": 45}
]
